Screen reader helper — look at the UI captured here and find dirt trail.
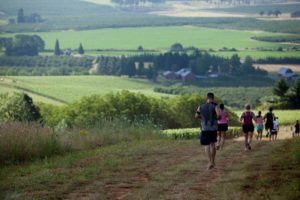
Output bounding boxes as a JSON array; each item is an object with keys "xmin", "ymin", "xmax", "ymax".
[{"xmin": 65, "ymin": 131, "xmax": 292, "ymax": 200}]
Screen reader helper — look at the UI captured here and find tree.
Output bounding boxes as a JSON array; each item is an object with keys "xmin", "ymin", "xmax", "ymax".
[
  {"xmin": 170, "ymin": 43, "xmax": 184, "ymax": 52},
  {"xmin": 137, "ymin": 45, "xmax": 144, "ymax": 51},
  {"xmin": 259, "ymin": 11, "xmax": 264, "ymax": 16},
  {"xmin": 54, "ymin": 39, "xmax": 61, "ymax": 56},
  {"xmin": 0, "ymin": 93, "xmax": 43, "ymax": 123},
  {"xmin": 78, "ymin": 43, "xmax": 84, "ymax": 55},
  {"xmin": 241, "ymin": 56, "xmax": 255, "ymax": 74},
  {"xmin": 229, "ymin": 54, "xmax": 241, "ymax": 75},
  {"xmin": 286, "ymin": 80, "xmax": 300, "ymax": 108},
  {"xmin": 273, "ymin": 10, "xmax": 282, "ymax": 17},
  {"xmin": 17, "ymin": 8, "xmax": 25, "ymax": 23},
  {"xmin": 273, "ymin": 78, "xmax": 289, "ymax": 100},
  {"xmin": 4, "ymin": 35, "xmax": 44, "ymax": 56}
]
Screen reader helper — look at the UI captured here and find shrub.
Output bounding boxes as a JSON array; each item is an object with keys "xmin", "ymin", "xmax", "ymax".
[{"xmin": 0, "ymin": 92, "xmax": 42, "ymax": 123}]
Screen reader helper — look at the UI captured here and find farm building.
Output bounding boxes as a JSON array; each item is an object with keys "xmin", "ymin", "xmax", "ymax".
[
  {"xmin": 180, "ymin": 70, "xmax": 196, "ymax": 81},
  {"xmin": 277, "ymin": 67, "xmax": 298, "ymax": 82},
  {"xmin": 163, "ymin": 71, "xmax": 176, "ymax": 80}
]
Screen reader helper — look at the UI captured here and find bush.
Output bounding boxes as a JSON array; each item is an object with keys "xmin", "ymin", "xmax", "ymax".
[
  {"xmin": 163, "ymin": 127, "xmax": 242, "ymax": 140},
  {"xmin": 38, "ymin": 91, "xmax": 239, "ymax": 129},
  {"xmin": 0, "ymin": 92, "xmax": 42, "ymax": 123}
]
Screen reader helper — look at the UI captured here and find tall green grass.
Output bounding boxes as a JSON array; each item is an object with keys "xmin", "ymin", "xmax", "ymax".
[
  {"xmin": 163, "ymin": 127, "xmax": 242, "ymax": 140},
  {"xmin": 0, "ymin": 120, "xmax": 163, "ymax": 166}
]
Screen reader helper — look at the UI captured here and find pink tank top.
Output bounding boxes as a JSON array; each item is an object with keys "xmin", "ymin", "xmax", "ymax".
[
  {"xmin": 256, "ymin": 116, "xmax": 263, "ymax": 124},
  {"xmin": 218, "ymin": 110, "xmax": 228, "ymax": 124}
]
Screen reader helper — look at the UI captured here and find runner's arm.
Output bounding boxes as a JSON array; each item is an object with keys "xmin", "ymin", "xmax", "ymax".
[
  {"xmin": 215, "ymin": 106, "xmax": 221, "ymax": 120},
  {"xmin": 252, "ymin": 112, "xmax": 257, "ymax": 122},
  {"xmin": 195, "ymin": 106, "xmax": 201, "ymax": 119},
  {"xmin": 240, "ymin": 113, "xmax": 244, "ymax": 123}
]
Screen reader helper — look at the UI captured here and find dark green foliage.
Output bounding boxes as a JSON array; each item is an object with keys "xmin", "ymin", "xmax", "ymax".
[
  {"xmin": 286, "ymin": 80, "xmax": 300, "ymax": 109},
  {"xmin": 252, "ymin": 35, "xmax": 300, "ymax": 43},
  {"xmin": 170, "ymin": 43, "xmax": 184, "ymax": 52},
  {"xmin": 154, "ymin": 86, "xmax": 273, "ymax": 109},
  {"xmin": 1, "ymin": 0, "xmax": 300, "ymax": 34},
  {"xmin": 0, "ymin": 92, "xmax": 43, "ymax": 123},
  {"xmin": 272, "ymin": 79, "xmax": 300, "ymax": 109},
  {"xmin": 291, "ymin": 11, "xmax": 300, "ymax": 18},
  {"xmin": 0, "ymin": 56, "xmax": 92, "ymax": 75},
  {"xmin": 3, "ymin": 35, "xmax": 45, "ymax": 56},
  {"xmin": 17, "ymin": 8, "xmax": 25, "ymax": 23},
  {"xmin": 78, "ymin": 43, "xmax": 84, "ymax": 55},
  {"xmin": 255, "ymin": 57, "xmax": 300, "ymax": 64},
  {"xmin": 273, "ymin": 78, "xmax": 289, "ymax": 100},
  {"xmin": 38, "ymin": 91, "xmax": 238, "ymax": 129},
  {"xmin": 54, "ymin": 39, "xmax": 60, "ymax": 56}
]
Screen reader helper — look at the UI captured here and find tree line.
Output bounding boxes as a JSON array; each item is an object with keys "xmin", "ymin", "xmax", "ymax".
[
  {"xmin": 0, "ymin": 91, "xmax": 239, "ymax": 129},
  {"xmin": 94, "ymin": 52, "xmax": 268, "ymax": 78},
  {"xmin": 111, "ymin": 0, "xmax": 165, "ymax": 7}
]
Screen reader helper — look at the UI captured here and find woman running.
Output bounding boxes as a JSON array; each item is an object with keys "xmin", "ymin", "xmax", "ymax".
[
  {"xmin": 255, "ymin": 111, "xmax": 264, "ymax": 141},
  {"xmin": 217, "ymin": 104, "xmax": 229, "ymax": 150},
  {"xmin": 264, "ymin": 107, "xmax": 275, "ymax": 142},
  {"xmin": 240, "ymin": 104, "xmax": 256, "ymax": 151}
]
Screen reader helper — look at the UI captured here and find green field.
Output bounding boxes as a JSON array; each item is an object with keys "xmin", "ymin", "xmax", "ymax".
[
  {"xmin": 1, "ymin": 26, "xmax": 294, "ymax": 50},
  {"xmin": 0, "ymin": 76, "xmax": 169, "ymax": 104}
]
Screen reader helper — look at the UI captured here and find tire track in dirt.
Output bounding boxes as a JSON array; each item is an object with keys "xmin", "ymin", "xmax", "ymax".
[
  {"xmin": 65, "ymin": 144, "xmax": 202, "ymax": 200},
  {"xmin": 65, "ymin": 131, "xmax": 291, "ymax": 200}
]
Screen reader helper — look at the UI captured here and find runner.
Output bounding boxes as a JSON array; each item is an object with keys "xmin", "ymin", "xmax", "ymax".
[
  {"xmin": 216, "ymin": 104, "xmax": 229, "ymax": 150},
  {"xmin": 196, "ymin": 92, "xmax": 220, "ymax": 170},
  {"xmin": 295, "ymin": 120, "xmax": 300, "ymax": 137},
  {"xmin": 264, "ymin": 107, "xmax": 274, "ymax": 142},
  {"xmin": 255, "ymin": 111, "xmax": 264, "ymax": 141},
  {"xmin": 271, "ymin": 118, "xmax": 279, "ymax": 141},
  {"xmin": 240, "ymin": 104, "xmax": 256, "ymax": 151}
]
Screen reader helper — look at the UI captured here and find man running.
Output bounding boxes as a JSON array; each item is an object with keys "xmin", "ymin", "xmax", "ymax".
[
  {"xmin": 240, "ymin": 104, "xmax": 256, "ymax": 151},
  {"xmin": 271, "ymin": 118, "xmax": 279, "ymax": 141},
  {"xmin": 196, "ymin": 92, "xmax": 220, "ymax": 170},
  {"xmin": 217, "ymin": 104, "xmax": 229, "ymax": 150},
  {"xmin": 264, "ymin": 107, "xmax": 275, "ymax": 142},
  {"xmin": 295, "ymin": 120, "xmax": 300, "ymax": 137},
  {"xmin": 255, "ymin": 111, "xmax": 264, "ymax": 141}
]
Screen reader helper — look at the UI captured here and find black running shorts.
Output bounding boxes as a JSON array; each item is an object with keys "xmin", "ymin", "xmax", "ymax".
[
  {"xmin": 218, "ymin": 123, "xmax": 228, "ymax": 132},
  {"xmin": 242, "ymin": 124, "xmax": 254, "ymax": 133},
  {"xmin": 200, "ymin": 131, "xmax": 217, "ymax": 145}
]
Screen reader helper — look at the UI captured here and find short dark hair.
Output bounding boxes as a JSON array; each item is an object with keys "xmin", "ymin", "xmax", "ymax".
[
  {"xmin": 220, "ymin": 103, "xmax": 224, "ymax": 110},
  {"xmin": 207, "ymin": 92, "xmax": 214, "ymax": 99},
  {"xmin": 245, "ymin": 104, "xmax": 251, "ymax": 110},
  {"xmin": 269, "ymin": 107, "xmax": 273, "ymax": 112}
]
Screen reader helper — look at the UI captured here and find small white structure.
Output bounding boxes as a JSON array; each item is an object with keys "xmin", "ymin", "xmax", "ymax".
[
  {"xmin": 175, "ymin": 68, "xmax": 195, "ymax": 81},
  {"xmin": 163, "ymin": 71, "xmax": 175, "ymax": 80},
  {"xmin": 277, "ymin": 67, "xmax": 298, "ymax": 82}
]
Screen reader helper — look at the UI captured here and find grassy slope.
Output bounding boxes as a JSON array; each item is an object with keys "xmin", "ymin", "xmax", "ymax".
[
  {"xmin": 0, "ymin": 76, "xmax": 169, "ymax": 103},
  {"xmin": 1, "ymin": 131, "xmax": 299, "ymax": 199},
  {"xmin": 1, "ymin": 26, "xmax": 293, "ymax": 50}
]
